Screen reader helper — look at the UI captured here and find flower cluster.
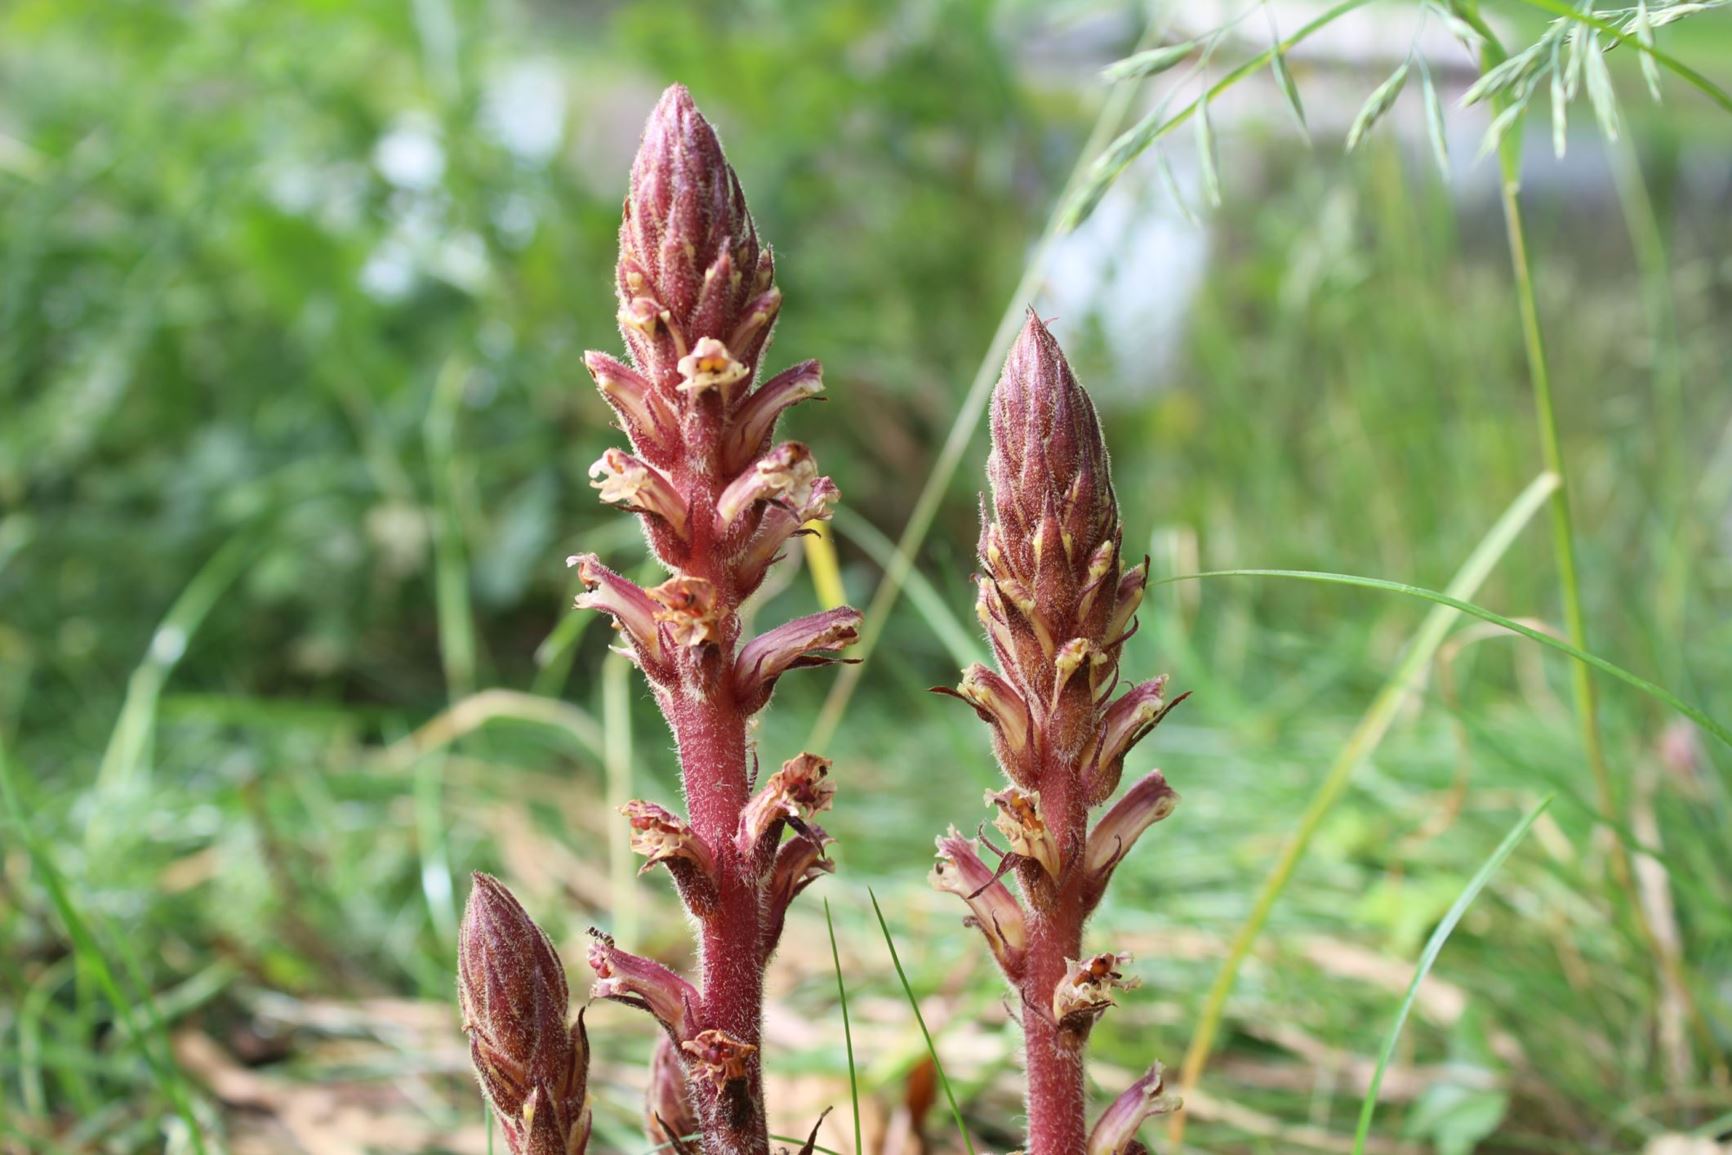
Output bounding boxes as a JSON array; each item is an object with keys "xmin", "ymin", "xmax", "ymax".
[
  {"xmin": 459, "ymin": 874, "xmax": 592, "ymax": 1155},
  {"xmin": 471, "ymin": 85, "xmax": 858, "ymax": 1155},
  {"xmin": 931, "ymin": 314, "xmax": 1184, "ymax": 1155}
]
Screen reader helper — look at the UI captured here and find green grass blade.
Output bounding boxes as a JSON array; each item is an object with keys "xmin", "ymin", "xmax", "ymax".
[
  {"xmin": 868, "ymin": 889, "xmax": 976, "ymax": 1155},
  {"xmin": 824, "ymin": 898, "xmax": 864, "ymax": 1155},
  {"xmin": 0, "ymin": 736, "xmax": 209, "ymax": 1152},
  {"xmin": 1169, "ymin": 471, "xmax": 1556, "ymax": 1141},
  {"xmin": 831, "ymin": 508, "xmax": 984, "ymax": 669},
  {"xmin": 1351, "ymin": 797, "xmax": 1554, "ymax": 1154},
  {"xmin": 94, "ymin": 532, "xmax": 257, "ymax": 795},
  {"xmin": 1155, "ymin": 566, "xmax": 1731, "ymax": 752},
  {"xmin": 426, "ymin": 354, "xmax": 479, "ymax": 701}
]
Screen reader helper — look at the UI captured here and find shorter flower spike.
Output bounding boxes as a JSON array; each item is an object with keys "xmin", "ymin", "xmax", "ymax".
[
  {"xmin": 733, "ymin": 607, "xmax": 861, "ymax": 715},
  {"xmin": 645, "ymin": 1034, "xmax": 699, "ymax": 1153},
  {"xmin": 1087, "ymin": 1063, "xmax": 1181, "ymax": 1155},
  {"xmin": 1053, "ymin": 952, "xmax": 1140, "ymax": 1030},
  {"xmin": 458, "ymin": 875, "xmax": 590, "ymax": 1155},
  {"xmin": 930, "ymin": 827, "xmax": 1028, "ymax": 978},
  {"xmin": 587, "ymin": 930, "xmax": 699, "ymax": 1038},
  {"xmin": 682, "ymin": 1029, "xmax": 758, "ymax": 1090}
]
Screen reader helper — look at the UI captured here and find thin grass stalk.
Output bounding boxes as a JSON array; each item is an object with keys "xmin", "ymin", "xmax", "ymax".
[
  {"xmin": 1460, "ymin": 0, "xmax": 1646, "ymax": 954},
  {"xmin": 1167, "ymin": 472, "xmax": 1559, "ymax": 1146}
]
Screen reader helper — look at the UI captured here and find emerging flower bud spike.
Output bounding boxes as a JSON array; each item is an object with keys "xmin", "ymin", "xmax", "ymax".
[
  {"xmin": 1053, "ymin": 952, "xmax": 1140, "ymax": 1029},
  {"xmin": 590, "ymin": 448, "xmax": 688, "ymax": 537},
  {"xmin": 458, "ymin": 875, "xmax": 590, "ymax": 1155},
  {"xmin": 682, "ymin": 1029, "xmax": 758, "ymax": 1090},
  {"xmin": 649, "ymin": 576, "xmax": 724, "ymax": 649},
  {"xmin": 586, "ymin": 930, "xmax": 699, "ymax": 1038},
  {"xmin": 1086, "ymin": 1064, "xmax": 1181, "ymax": 1155},
  {"xmin": 985, "ymin": 786, "xmax": 1062, "ymax": 879},
  {"xmin": 733, "ymin": 607, "xmax": 861, "ymax": 714}
]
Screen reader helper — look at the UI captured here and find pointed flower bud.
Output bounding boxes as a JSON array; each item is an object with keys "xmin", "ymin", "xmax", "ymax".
[
  {"xmin": 724, "ymin": 361, "xmax": 824, "ymax": 472},
  {"xmin": 681, "ymin": 1029, "xmax": 758, "ymax": 1090},
  {"xmin": 739, "ymin": 753, "xmax": 834, "ymax": 852},
  {"xmin": 458, "ymin": 875, "xmax": 590, "ymax": 1155},
  {"xmin": 987, "ymin": 313, "xmax": 1117, "ymax": 600},
  {"xmin": 1053, "ymin": 951, "xmax": 1140, "ymax": 1029},
  {"xmin": 930, "ymin": 827, "xmax": 1027, "ymax": 977},
  {"xmin": 1089, "ymin": 678, "xmax": 1180, "ymax": 802},
  {"xmin": 768, "ymin": 821, "xmax": 835, "ymax": 918},
  {"xmin": 571, "ymin": 555, "xmax": 666, "ymax": 670},
  {"xmin": 649, "ymin": 575, "xmax": 724, "ymax": 649},
  {"xmin": 585, "ymin": 351, "xmax": 681, "ymax": 464},
  {"xmin": 733, "ymin": 607, "xmax": 861, "ymax": 714},
  {"xmin": 618, "ymin": 86, "xmax": 772, "ymax": 382},
  {"xmin": 587, "ymin": 931, "xmax": 699, "ymax": 1037},
  {"xmin": 1087, "ymin": 1064, "xmax": 1181, "ymax": 1155},
  {"xmin": 590, "ymin": 448, "xmax": 688, "ymax": 536},
  {"xmin": 1083, "ymin": 771, "xmax": 1179, "ymax": 893},
  {"xmin": 985, "ymin": 786, "xmax": 1061, "ymax": 879},
  {"xmin": 645, "ymin": 1034, "xmax": 699, "ymax": 1152}
]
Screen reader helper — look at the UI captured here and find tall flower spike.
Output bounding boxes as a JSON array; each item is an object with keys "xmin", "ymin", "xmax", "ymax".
[
  {"xmin": 930, "ymin": 315, "xmax": 1183, "ymax": 1155},
  {"xmin": 458, "ymin": 875, "xmax": 591, "ymax": 1155},
  {"xmin": 561, "ymin": 86, "xmax": 860, "ymax": 1155}
]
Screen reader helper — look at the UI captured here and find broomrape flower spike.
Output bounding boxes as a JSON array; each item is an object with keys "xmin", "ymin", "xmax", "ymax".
[
  {"xmin": 460, "ymin": 84, "xmax": 860, "ymax": 1155},
  {"xmin": 458, "ymin": 875, "xmax": 592, "ymax": 1155},
  {"xmin": 929, "ymin": 313, "xmax": 1184, "ymax": 1155}
]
